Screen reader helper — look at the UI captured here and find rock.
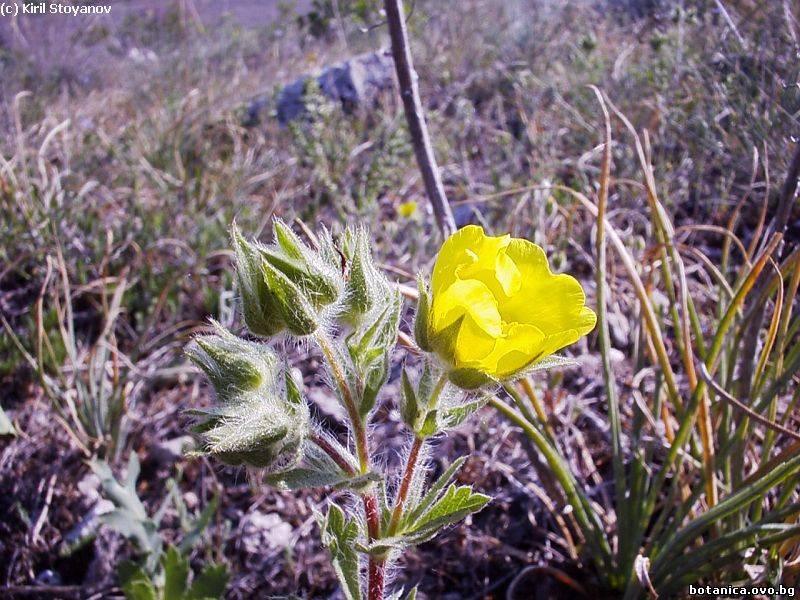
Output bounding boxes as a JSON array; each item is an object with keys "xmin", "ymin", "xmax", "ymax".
[
  {"xmin": 35, "ymin": 570, "xmax": 62, "ymax": 586},
  {"xmin": 453, "ymin": 203, "xmax": 484, "ymax": 228},
  {"xmin": 248, "ymin": 50, "xmax": 396, "ymax": 126},
  {"xmin": 239, "ymin": 511, "xmax": 293, "ymax": 553}
]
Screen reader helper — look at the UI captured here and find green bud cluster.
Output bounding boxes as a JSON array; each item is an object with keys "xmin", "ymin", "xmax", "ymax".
[
  {"xmin": 186, "ymin": 323, "xmax": 309, "ymax": 470},
  {"xmin": 231, "ymin": 220, "xmax": 343, "ymax": 337},
  {"xmin": 329, "ymin": 226, "xmax": 393, "ymax": 325}
]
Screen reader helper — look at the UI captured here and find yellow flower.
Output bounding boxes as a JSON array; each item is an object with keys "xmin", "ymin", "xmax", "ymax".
[
  {"xmin": 398, "ymin": 200, "xmax": 418, "ymax": 218},
  {"xmin": 424, "ymin": 225, "xmax": 596, "ymax": 388}
]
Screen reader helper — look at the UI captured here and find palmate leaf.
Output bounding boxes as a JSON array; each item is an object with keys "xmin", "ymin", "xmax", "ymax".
[
  {"xmin": 185, "ymin": 563, "xmax": 229, "ymax": 600},
  {"xmin": 90, "ymin": 452, "xmax": 162, "ymax": 564},
  {"xmin": 515, "ymin": 354, "xmax": 578, "ymax": 377},
  {"xmin": 438, "ymin": 395, "xmax": 489, "ymax": 430},
  {"xmin": 317, "ymin": 504, "xmax": 362, "ymax": 600},
  {"xmin": 163, "ymin": 546, "xmax": 190, "ymax": 600},
  {"xmin": 119, "ymin": 565, "xmax": 158, "ymax": 600},
  {"xmin": 265, "ymin": 438, "xmax": 377, "ymax": 492},
  {"xmin": 400, "ymin": 456, "xmax": 467, "ymax": 530},
  {"xmin": 402, "ymin": 484, "xmax": 490, "ymax": 544},
  {"xmin": 397, "ymin": 456, "xmax": 490, "ymax": 545}
]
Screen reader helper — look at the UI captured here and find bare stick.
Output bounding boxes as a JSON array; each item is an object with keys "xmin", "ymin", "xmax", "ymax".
[{"xmin": 384, "ymin": 0, "xmax": 456, "ymax": 238}]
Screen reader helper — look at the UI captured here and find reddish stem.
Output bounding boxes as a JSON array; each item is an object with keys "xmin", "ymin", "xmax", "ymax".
[
  {"xmin": 368, "ymin": 556, "xmax": 386, "ymax": 600},
  {"xmin": 363, "ymin": 492, "xmax": 385, "ymax": 600},
  {"xmin": 309, "ymin": 433, "xmax": 355, "ymax": 475},
  {"xmin": 388, "ymin": 435, "xmax": 423, "ymax": 535}
]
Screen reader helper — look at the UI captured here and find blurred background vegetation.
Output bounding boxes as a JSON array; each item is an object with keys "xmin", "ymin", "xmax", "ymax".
[{"xmin": 1, "ymin": 0, "xmax": 799, "ymax": 597}]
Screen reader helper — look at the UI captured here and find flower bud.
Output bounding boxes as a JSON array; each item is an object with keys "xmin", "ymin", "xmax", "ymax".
[
  {"xmin": 263, "ymin": 219, "xmax": 342, "ymax": 307},
  {"xmin": 186, "ymin": 321, "xmax": 277, "ymax": 401},
  {"xmin": 344, "ymin": 228, "xmax": 377, "ymax": 316},
  {"xmin": 262, "ymin": 260, "xmax": 320, "ymax": 336},
  {"xmin": 231, "ymin": 221, "xmax": 344, "ymax": 338},
  {"xmin": 186, "ymin": 325, "xmax": 309, "ymax": 471},
  {"xmin": 231, "ymin": 224, "xmax": 285, "ymax": 338},
  {"xmin": 340, "ymin": 227, "xmax": 391, "ymax": 323}
]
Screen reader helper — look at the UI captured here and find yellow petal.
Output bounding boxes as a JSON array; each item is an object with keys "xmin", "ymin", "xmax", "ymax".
[
  {"xmin": 432, "ymin": 279, "xmax": 502, "ymax": 337},
  {"xmin": 483, "ymin": 323, "xmax": 546, "ymax": 377},
  {"xmin": 431, "ymin": 225, "xmax": 485, "ymax": 295},
  {"xmin": 453, "ymin": 314, "xmax": 498, "ymax": 367},
  {"xmin": 500, "ymin": 238, "xmax": 594, "ymax": 336}
]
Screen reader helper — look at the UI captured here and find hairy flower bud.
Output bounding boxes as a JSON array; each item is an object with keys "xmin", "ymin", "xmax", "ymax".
[
  {"xmin": 231, "ymin": 221, "xmax": 344, "ymax": 338},
  {"xmin": 186, "ymin": 321, "xmax": 277, "ymax": 401},
  {"xmin": 186, "ymin": 324, "xmax": 309, "ymax": 470},
  {"xmin": 262, "ymin": 260, "xmax": 320, "ymax": 336},
  {"xmin": 231, "ymin": 224, "xmax": 285, "ymax": 337},
  {"xmin": 340, "ymin": 227, "xmax": 393, "ymax": 324}
]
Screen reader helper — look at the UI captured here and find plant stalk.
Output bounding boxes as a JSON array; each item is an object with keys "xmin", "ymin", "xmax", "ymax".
[
  {"xmin": 314, "ymin": 330, "xmax": 385, "ymax": 599},
  {"xmin": 388, "ymin": 435, "xmax": 423, "ymax": 536},
  {"xmin": 384, "ymin": 0, "xmax": 456, "ymax": 238},
  {"xmin": 315, "ymin": 331, "xmax": 370, "ymax": 473}
]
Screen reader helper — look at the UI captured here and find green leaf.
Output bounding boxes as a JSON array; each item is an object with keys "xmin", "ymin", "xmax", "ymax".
[
  {"xmin": 403, "ymin": 484, "xmax": 490, "ymax": 544},
  {"xmin": 267, "ymin": 468, "xmax": 380, "ymax": 492},
  {"xmin": 402, "ymin": 456, "xmax": 467, "ymax": 530},
  {"xmin": 186, "ymin": 563, "xmax": 229, "ymax": 600},
  {"xmin": 416, "ymin": 409, "xmax": 439, "ymax": 438},
  {"xmin": 119, "ymin": 564, "xmax": 157, "ymax": 600},
  {"xmin": 345, "ymin": 291, "xmax": 401, "ymax": 417},
  {"xmin": 356, "ymin": 536, "xmax": 406, "ymax": 556},
  {"xmin": 101, "ymin": 509, "xmax": 159, "ymax": 556},
  {"xmin": 359, "ymin": 353, "xmax": 389, "ymax": 417},
  {"xmin": 178, "ymin": 495, "xmax": 219, "ymax": 555},
  {"xmin": 163, "ymin": 546, "xmax": 190, "ymax": 600},
  {"xmin": 515, "ymin": 354, "xmax": 578, "ymax": 377},
  {"xmin": 439, "ymin": 395, "xmax": 489, "ymax": 430},
  {"xmin": 317, "ymin": 504, "xmax": 362, "ymax": 600},
  {"xmin": 399, "ymin": 369, "xmax": 419, "ymax": 428}
]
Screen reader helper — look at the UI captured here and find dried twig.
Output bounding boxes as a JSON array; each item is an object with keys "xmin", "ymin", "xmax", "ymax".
[{"xmin": 384, "ymin": 0, "xmax": 456, "ymax": 238}]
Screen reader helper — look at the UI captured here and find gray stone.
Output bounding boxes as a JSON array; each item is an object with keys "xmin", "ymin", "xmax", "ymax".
[{"xmin": 248, "ymin": 50, "xmax": 396, "ymax": 126}]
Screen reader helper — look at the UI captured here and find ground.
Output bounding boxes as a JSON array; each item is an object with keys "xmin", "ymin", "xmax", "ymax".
[{"xmin": 1, "ymin": 0, "xmax": 798, "ymax": 598}]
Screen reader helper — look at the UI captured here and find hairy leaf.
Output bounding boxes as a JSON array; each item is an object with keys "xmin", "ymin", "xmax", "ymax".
[{"xmin": 317, "ymin": 504, "xmax": 362, "ymax": 600}]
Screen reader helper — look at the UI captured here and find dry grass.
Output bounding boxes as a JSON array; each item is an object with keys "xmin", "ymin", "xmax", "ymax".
[{"xmin": 1, "ymin": 0, "xmax": 799, "ymax": 597}]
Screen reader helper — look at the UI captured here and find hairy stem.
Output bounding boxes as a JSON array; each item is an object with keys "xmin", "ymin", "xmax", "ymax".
[
  {"xmin": 364, "ymin": 492, "xmax": 384, "ymax": 600},
  {"xmin": 315, "ymin": 330, "xmax": 370, "ymax": 473},
  {"xmin": 387, "ymin": 435, "xmax": 423, "ymax": 536},
  {"xmin": 388, "ymin": 372, "xmax": 447, "ymax": 535},
  {"xmin": 314, "ymin": 330, "xmax": 385, "ymax": 599},
  {"xmin": 367, "ymin": 552, "xmax": 386, "ymax": 600},
  {"xmin": 309, "ymin": 433, "xmax": 355, "ymax": 475}
]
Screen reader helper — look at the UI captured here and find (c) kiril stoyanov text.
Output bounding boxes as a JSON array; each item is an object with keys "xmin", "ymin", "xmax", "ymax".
[{"xmin": 12, "ymin": 2, "xmax": 111, "ymax": 15}]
